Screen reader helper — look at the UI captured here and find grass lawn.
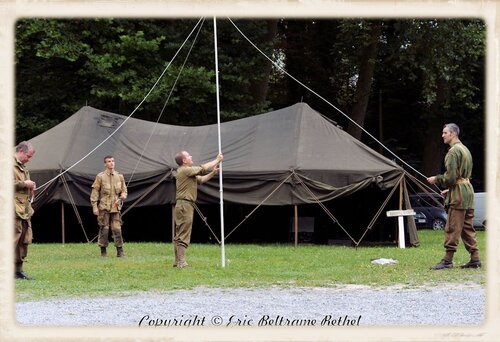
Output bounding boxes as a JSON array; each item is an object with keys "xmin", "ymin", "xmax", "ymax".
[{"xmin": 15, "ymin": 230, "xmax": 486, "ymax": 301}]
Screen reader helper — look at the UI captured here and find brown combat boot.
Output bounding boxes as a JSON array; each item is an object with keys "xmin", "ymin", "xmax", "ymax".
[
  {"xmin": 100, "ymin": 247, "xmax": 107, "ymax": 257},
  {"xmin": 173, "ymin": 244, "xmax": 178, "ymax": 267},
  {"xmin": 177, "ymin": 245, "xmax": 189, "ymax": 268},
  {"xmin": 430, "ymin": 259, "xmax": 453, "ymax": 270},
  {"xmin": 117, "ymin": 246, "xmax": 124, "ymax": 257}
]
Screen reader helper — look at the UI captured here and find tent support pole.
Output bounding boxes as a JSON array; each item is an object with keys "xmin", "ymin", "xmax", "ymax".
[
  {"xmin": 399, "ymin": 178, "xmax": 404, "ymax": 210},
  {"xmin": 61, "ymin": 202, "xmax": 65, "ymax": 244},
  {"xmin": 294, "ymin": 205, "xmax": 298, "ymax": 247}
]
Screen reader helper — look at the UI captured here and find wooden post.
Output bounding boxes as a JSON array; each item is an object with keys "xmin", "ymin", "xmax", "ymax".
[
  {"xmin": 399, "ymin": 178, "xmax": 404, "ymax": 210},
  {"xmin": 294, "ymin": 205, "xmax": 298, "ymax": 247},
  {"xmin": 61, "ymin": 202, "xmax": 65, "ymax": 244},
  {"xmin": 398, "ymin": 178, "xmax": 404, "ymax": 245}
]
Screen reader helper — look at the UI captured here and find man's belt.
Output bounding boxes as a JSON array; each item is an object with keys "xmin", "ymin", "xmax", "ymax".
[
  {"xmin": 176, "ymin": 198, "xmax": 194, "ymax": 204},
  {"xmin": 456, "ymin": 178, "xmax": 470, "ymax": 184}
]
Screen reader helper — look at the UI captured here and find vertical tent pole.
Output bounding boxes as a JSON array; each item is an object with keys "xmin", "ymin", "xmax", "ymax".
[
  {"xmin": 399, "ymin": 178, "xmax": 404, "ymax": 210},
  {"xmin": 61, "ymin": 202, "xmax": 65, "ymax": 244},
  {"xmin": 294, "ymin": 205, "xmax": 298, "ymax": 247},
  {"xmin": 213, "ymin": 17, "xmax": 226, "ymax": 267}
]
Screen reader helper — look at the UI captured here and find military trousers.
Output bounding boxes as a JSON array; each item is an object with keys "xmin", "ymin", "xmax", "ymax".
[
  {"xmin": 443, "ymin": 207, "xmax": 479, "ymax": 261},
  {"xmin": 97, "ymin": 211, "xmax": 123, "ymax": 248},
  {"xmin": 173, "ymin": 201, "xmax": 194, "ymax": 248},
  {"xmin": 14, "ymin": 218, "xmax": 32, "ymax": 272}
]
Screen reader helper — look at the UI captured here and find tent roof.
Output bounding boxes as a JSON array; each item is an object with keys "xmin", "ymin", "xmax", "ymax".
[{"xmin": 29, "ymin": 103, "xmax": 404, "ymax": 206}]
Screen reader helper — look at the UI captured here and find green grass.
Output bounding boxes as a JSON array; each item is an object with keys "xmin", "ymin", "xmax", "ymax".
[{"xmin": 15, "ymin": 230, "xmax": 486, "ymax": 301}]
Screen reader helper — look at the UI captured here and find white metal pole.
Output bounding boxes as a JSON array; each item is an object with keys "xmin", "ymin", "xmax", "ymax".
[{"xmin": 213, "ymin": 17, "xmax": 226, "ymax": 267}]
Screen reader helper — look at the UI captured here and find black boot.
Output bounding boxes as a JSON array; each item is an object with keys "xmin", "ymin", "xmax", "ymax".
[
  {"xmin": 15, "ymin": 271, "xmax": 34, "ymax": 280},
  {"xmin": 117, "ymin": 246, "xmax": 124, "ymax": 257},
  {"xmin": 430, "ymin": 259, "xmax": 453, "ymax": 270},
  {"xmin": 460, "ymin": 260, "xmax": 481, "ymax": 268},
  {"xmin": 100, "ymin": 247, "xmax": 107, "ymax": 257}
]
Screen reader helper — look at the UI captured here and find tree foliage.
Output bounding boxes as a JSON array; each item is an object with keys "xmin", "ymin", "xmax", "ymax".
[{"xmin": 15, "ymin": 17, "xmax": 485, "ymax": 189}]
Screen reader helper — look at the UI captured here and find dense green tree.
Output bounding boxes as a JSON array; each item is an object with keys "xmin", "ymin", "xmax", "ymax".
[
  {"xmin": 271, "ymin": 18, "xmax": 484, "ymax": 187},
  {"xmin": 15, "ymin": 18, "xmax": 485, "ymax": 188},
  {"xmin": 376, "ymin": 19, "xmax": 485, "ymax": 181},
  {"xmin": 15, "ymin": 18, "xmax": 276, "ymax": 140}
]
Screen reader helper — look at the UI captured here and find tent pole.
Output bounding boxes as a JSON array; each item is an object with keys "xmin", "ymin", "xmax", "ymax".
[
  {"xmin": 397, "ymin": 177, "xmax": 404, "ymax": 245},
  {"xmin": 61, "ymin": 202, "xmax": 65, "ymax": 244},
  {"xmin": 294, "ymin": 205, "xmax": 298, "ymax": 247},
  {"xmin": 399, "ymin": 177, "xmax": 404, "ymax": 210},
  {"xmin": 213, "ymin": 17, "xmax": 226, "ymax": 268}
]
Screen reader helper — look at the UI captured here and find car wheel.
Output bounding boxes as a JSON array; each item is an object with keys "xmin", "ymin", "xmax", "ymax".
[{"xmin": 432, "ymin": 219, "xmax": 446, "ymax": 230}]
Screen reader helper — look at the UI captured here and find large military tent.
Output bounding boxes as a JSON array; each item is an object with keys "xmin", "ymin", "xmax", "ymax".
[{"xmin": 28, "ymin": 102, "xmax": 419, "ymax": 245}]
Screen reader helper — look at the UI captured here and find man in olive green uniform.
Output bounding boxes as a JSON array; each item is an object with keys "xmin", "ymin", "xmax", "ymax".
[
  {"xmin": 427, "ymin": 123, "xmax": 480, "ymax": 270},
  {"xmin": 173, "ymin": 151, "xmax": 223, "ymax": 268},
  {"xmin": 14, "ymin": 141, "xmax": 36, "ymax": 280},
  {"xmin": 91, "ymin": 155, "xmax": 128, "ymax": 257}
]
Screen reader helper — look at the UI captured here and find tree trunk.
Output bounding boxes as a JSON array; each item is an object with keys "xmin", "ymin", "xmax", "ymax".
[
  {"xmin": 347, "ymin": 21, "xmax": 381, "ymax": 140},
  {"xmin": 249, "ymin": 20, "xmax": 278, "ymax": 105},
  {"xmin": 421, "ymin": 125, "xmax": 445, "ymax": 176},
  {"xmin": 421, "ymin": 78, "xmax": 449, "ymax": 176}
]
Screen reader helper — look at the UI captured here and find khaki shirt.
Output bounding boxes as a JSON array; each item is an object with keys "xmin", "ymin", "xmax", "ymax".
[
  {"xmin": 175, "ymin": 165, "xmax": 204, "ymax": 202},
  {"xmin": 90, "ymin": 170, "xmax": 127, "ymax": 212},
  {"xmin": 14, "ymin": 156, "xmax": 34, "ymax": 220},
  {"xmin": 436, "ymin": 141, "xmax": 474, "ymax": 209}
]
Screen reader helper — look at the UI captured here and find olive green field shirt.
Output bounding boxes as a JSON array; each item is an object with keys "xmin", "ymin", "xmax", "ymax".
[
  {"xmin": 175, "ymin": 165, "xmax": 204, "ymax": 202},
  {"xmin": 14, "ymin": 156, "xmax": 35, "ymax": 220},
  {"xmin": 90, "ymin": 170, "xmax": 127, "ymax": 212},
  {"xmin": 436, "ymin": 141, "xmax": 474, "ymax": 210}
]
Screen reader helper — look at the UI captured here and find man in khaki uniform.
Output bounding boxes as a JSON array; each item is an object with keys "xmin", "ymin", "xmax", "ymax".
[
  {"xmin": 14, "ymin": 141, "xmax": 36, "ymax": 280},
  {"xmin": 91, "ymin": 156, "xmax": 127, "ymax": 257},
  {"xmin": 173, "ymin": 151, "xmax": 223, "ymax": 268},
  {"xmin": 427, "ymin": 123, "xmax": 480, "ymax": 270}
]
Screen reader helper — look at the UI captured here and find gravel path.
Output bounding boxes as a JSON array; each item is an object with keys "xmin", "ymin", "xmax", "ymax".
[{"xmin": 16, "ymin": 283, "xmax": 485, "ymax": 327}]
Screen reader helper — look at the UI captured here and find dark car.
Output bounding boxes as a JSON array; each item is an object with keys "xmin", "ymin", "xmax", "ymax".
[{"xmin": 410, "ymin": 193, "xmax": 448, "ymax": 230}]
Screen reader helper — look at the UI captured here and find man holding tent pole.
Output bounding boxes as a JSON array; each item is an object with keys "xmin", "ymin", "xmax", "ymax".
[
  {"xmin": 14, "ymin": 141, "xmax": 36, "ymax": 280},
  {"xmin": 91, "ymin": 156, "xmax": 128, "ymax": 257},
  {"xmin": 427, "ymin": 123, "xmax": 480, "ymax": 270},
  {"xmin": 173, "ymin": 151, "xmax": 223, "ymax": 268}
]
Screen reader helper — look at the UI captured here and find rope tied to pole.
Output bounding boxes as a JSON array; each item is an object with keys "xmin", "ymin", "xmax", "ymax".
[{"xmin": 193, "ymin": 203, "xmax": 221, "ymax": 244}]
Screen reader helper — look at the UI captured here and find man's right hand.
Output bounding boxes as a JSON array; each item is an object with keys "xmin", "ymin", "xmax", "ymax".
[
  {"xmin": 93, "ymin": 207, "xmax": 99, "ymax": 216},
  {"xmin": 24, "ymin": 180, "xmax": 36, "ymax": 189}
]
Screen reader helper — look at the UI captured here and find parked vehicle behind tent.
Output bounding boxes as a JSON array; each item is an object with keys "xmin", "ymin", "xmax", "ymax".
[
  {"xmin": 410, "ymin": 193, "xmax": 447, "ymax": 230},
  {"xmin": 473, "ymin": 192, "xmax": 486, "ymax": 230}
]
